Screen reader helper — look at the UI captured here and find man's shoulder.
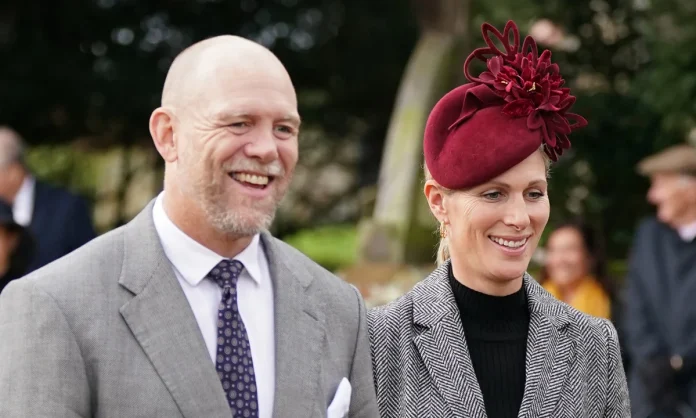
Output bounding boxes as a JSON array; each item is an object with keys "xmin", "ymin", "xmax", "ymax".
[
  {"xmin": 366, "ymin": 284, "xmax": 419, "ymax": 350},
  {"xmin": 9, "ymin": 225, "xmax": 126, "ymax": 300},
  {"xmin": 634, "ymin": 216, "xmax": 668, "ymax": 239},
  {"xmin": 265, "ymin": 234, "xmax": 355, "ymax": 292},
  {"xmin": 264, "ymin": 234, "xmax": 364, "ymax": 319},
  {"xmin": 35, "ymin": 179, "xmax": 77, "ymax": 199},
  {"xmin": 34, "ymin": 179, "xmax": 89, "ymax": 210}
]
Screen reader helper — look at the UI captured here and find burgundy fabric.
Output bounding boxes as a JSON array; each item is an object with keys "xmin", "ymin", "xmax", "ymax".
[{"xmin": 423, "ymin": 20, "xmax": 588, "ymax": 190}]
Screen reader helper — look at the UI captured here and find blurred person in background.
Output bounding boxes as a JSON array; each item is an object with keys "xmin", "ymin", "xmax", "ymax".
[
  {"xmin": 539, "ymin": 220, "xmax": 612, "ymax": 319},
  {"xmin": 624, "ymin": 144, "xmax": 696, "ymax": 417},
  {"xmin": 368, "ymin": 20, "xmax": 629, "ymax": 418},
  {"xmin": 0, "ymin": 126, "xmax": 95, "ymax": 272},
  {"xmin": 0, "ymin": 199, "xmax": 34, "ymax": 293}
]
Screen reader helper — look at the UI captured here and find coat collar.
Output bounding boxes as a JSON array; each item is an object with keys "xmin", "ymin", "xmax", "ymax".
[
  {"xmin": 411, "ymin": 260, "xmax": 575, "ymax": 418},
  {"xmin": 412, "ymin": 261, "xmax": 572, "ymax": 331}
]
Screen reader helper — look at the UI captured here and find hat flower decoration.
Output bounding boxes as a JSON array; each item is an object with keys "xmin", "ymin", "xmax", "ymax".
[
  {"xmin": 424, "ymin": 20, "xmax": 589, "ymax": 190},
  {"xmin": 459, "ymin": 20, "xmax": 587, "ymax": 161}
]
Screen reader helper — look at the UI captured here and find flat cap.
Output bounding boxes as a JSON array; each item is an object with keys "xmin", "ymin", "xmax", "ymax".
[{"xmin": 637, "ymin": 144, "xmax": 696, "ymax": 176}]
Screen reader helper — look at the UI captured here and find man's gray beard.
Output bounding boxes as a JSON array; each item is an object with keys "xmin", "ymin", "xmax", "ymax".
[
  {"xmin": 197, "ymin": 173, "xmax": 287, "ymax": 238},
  {"xmin": 204, "ymin": 202, "xmax": 276, "ymax": 237},
  {"xmin": 180, "ymin": 155, "xmax": 290, "ymax": 237}
]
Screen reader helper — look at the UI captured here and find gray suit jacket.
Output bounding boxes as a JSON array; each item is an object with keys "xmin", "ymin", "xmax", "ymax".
[
  {"xmin": 0, "ymin": 200, "xmax": 378, "ymax": 418},
  {"xmin": 368, "ymin": 262, "xmax": 630, "ymax": 417}
]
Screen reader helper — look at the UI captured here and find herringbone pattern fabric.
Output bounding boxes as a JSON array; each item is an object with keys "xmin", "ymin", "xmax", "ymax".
[{"xmin": 367, "ymin": 261, "xmax": 630, "ymax": 418}]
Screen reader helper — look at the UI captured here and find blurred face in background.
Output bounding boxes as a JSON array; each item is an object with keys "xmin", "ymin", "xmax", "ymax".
[
  {"xmin": 0, "ymin": 161, "xmax": 24, "ymax": 204},
  {"xmin": 545, "ymin": 226, "xmax": 591, "ymax": 288},
  {"xmin": 647, "ymin": 173, "xmax": 696, "ymax": 228},
  {"xmin": 0, "ymin": 128, "xmax": 26, "ymax": 203},
  {"xmin": 0, "ymin": 225, "xmax": 19, "ymax": 276}
]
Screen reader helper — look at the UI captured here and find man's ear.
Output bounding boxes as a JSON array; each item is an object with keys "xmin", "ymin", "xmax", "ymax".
[
  {"xmin": 150, "ymin": 107, "xmax": 178, "ymax": 163},
  {"xmin": 424, "ymin": 180, "xmax": 448, "ymax": 224}
]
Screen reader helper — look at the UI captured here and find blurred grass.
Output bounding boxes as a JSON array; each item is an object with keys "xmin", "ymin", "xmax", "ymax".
[{"xmin": 282, "ymin": 224, "xmax": 358, "ymax": 272}]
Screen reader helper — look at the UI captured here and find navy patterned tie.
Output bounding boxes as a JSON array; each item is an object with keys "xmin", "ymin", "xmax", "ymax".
[{"xmin": 207, "ymin": 259, "xmax": 259, "ymax": 417}]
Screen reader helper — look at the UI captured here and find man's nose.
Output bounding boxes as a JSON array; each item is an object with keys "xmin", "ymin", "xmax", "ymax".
[{"xmin": 244, "ymin": 128, "xmax": 279, "ymax": 164}]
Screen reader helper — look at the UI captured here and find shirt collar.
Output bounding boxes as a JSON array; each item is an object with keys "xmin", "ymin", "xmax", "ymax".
[
  {"xmin": 152, "ymin": 193, "xmax": 264, "ymax": 286},
  {"xmin": 12, "ymin": 175, "xmax": 35, "ymax": 226},
  {"xmin": 678, "ymin": 220, "xmax": 696, "ymax": 242}
]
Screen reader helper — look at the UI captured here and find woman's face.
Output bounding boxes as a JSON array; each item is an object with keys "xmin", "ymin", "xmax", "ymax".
[
  {"xmin": 426, "ymin": 151, "xmax": 550, "ymax": 294},
  {"xmin": 0, "ymin": 225, "xmax": 18, "ymax": 274},
  {"xmin": 545, "ymin": 227, "xmax": 591, "ymax": 287}
]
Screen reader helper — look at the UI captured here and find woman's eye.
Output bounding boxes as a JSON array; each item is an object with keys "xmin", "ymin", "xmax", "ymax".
[
  {"xmin": 483, "ymin": 191, "xmax": 501, "ymax": 200},
  {"xmin": 528, "ymin": 191, "xmax": 545, "ymax": 199}
]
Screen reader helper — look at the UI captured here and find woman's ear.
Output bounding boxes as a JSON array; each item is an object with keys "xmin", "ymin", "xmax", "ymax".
[{"xmin": 424, "ymin": 179, "xmax": 448, "ymax": 223}]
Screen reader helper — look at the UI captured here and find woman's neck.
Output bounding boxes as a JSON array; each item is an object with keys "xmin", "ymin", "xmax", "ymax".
[{"xmin": 449, "ymin": 257, "xmax": 524, "ymax": 297}]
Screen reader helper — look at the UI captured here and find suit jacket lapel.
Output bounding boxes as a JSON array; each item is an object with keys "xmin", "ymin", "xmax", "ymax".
[
  {"xmin": 412, "ymin": 263, "xmax": 487, "ymax": 418},
  {"xmin": 261, "ymin": 233, "xmax": 325, "ymax": 418},
  {"xmin": 118, "ymin": 201, "xmax": 230, "ymax": 418},
  {"xmin": 518, "ymin": 275, "xmax": 574, "ymax": 418}
]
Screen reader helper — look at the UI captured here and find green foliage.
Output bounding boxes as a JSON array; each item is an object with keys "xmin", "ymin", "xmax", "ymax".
[
  {"xmin": 24, "ymin": 145, "xmax": 99, "ymax": 198},
  {"xmin": 631, "ymin": 0, "xmax": 696, "ymax": 139},
  {"xmin": 282, "ymin": 224, "xmax": 357, "ymax": 271}
]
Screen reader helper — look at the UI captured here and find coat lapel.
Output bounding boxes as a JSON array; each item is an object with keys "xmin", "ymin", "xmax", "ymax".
[
  {"xmin": 412, "ymin": 264, "xmax": 487, "ymax": 418},
  {"xmin": 118, "ymin": 201, "xmax": 231, "ymax": 418},
  {"xmin": 518, "ymin": 275, "xmax": 574, "ymax": 418},
  {"xmin": 261, "ymin": 233, "xmax": 325, "ymax": 418}
]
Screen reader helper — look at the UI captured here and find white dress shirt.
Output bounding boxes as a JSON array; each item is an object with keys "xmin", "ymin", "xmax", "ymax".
[
  {"xmin": 678, "ymin": 220, "xmax": 696, "ymax": 242},
  {"xmin": 152, "ymin": 193, "xmax": 275, "ymax": 417},
  {"xmin": 12, "ymin": 175, "xmax": 35, "ymax": 227}
]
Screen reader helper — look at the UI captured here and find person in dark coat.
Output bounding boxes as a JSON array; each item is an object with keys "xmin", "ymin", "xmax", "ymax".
[
  {"xmin": 624, "ymin": 143, "xmax": 696, "ymax": 418},
  {"xmin": 0, "ymin": 127, "xmax": 95, "ymax": 272},
  {"xmin": 0, "ymin": 199, "xmax": 34, "ymax": 293}
]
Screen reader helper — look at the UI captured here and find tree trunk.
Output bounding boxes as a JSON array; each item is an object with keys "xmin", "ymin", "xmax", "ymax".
[{"xmin": 356, "ymin": 0, "xmax": 471, "ymax": 266}]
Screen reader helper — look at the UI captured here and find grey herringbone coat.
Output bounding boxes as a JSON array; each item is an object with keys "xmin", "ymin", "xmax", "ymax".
[{"xmin": 367, "ymin": 262, "xmax": 630, "ymax": 418}]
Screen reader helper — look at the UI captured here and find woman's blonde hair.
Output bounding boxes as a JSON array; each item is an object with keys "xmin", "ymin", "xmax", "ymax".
[{"xmin": 426, "ymin": 146, "xmax": 552, "ymax": 266}]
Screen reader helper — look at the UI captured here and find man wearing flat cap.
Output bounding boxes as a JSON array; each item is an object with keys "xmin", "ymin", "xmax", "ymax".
[{"xmin": 624, "ymin": 143, "xmax": 696, "ymax": 417}]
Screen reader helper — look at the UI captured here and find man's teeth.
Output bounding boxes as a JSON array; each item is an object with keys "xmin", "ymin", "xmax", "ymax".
[
  {"xmin": 489, "ymin": 236, "xmax": 527, "ymax": 248},
  {"xmin": 232, "ymin": 173, "xmax": 269, "ymax": 186}
]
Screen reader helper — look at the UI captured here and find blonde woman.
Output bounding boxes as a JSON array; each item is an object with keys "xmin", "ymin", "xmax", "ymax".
[{"xmin": 367, "ymin": 20, "xmax": 630, "ymax": 418}]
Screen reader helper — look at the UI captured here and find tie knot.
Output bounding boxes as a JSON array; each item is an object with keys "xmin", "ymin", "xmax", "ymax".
[{"xmin": 208, "ymin": 259, "xmax": 245, "ymax": 289}]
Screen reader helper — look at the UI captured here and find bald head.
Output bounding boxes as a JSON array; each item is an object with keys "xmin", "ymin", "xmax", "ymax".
[
  {"xmin": 161, "ymin": 35, "xmax": 294, "ymax": 109},
  {"xmin": 0, "ymin": 127, "xmax": 25, "ymax": 168},
  {"xmin": 150, "ymin": 35, "xmax": 301, "ymax": 254}
]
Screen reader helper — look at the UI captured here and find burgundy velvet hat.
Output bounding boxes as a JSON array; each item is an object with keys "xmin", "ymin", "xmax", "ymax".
[{"xmin": 424, "ymin": 20, "xmax": 588, "ymax": 190}]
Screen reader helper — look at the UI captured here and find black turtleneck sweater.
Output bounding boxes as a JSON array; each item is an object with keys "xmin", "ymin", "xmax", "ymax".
[{"xmin": 448, "ymin": 266, "xmax": 530, "ymax": 418}]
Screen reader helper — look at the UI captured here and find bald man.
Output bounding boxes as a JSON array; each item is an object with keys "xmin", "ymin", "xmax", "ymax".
[{"xmin": 0, "ymin": 36, "xmax": 378, "ymax": 418}]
